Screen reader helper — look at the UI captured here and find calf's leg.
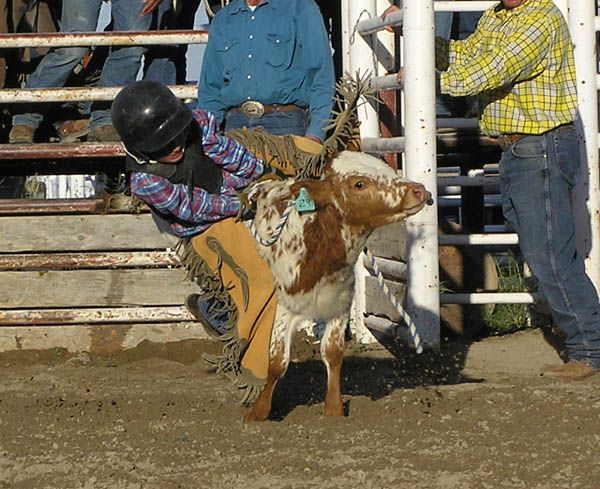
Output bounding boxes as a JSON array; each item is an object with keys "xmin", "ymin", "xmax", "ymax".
[
  {"xmin": 243, "ymin": 306, "xmax": 296, "ymax": 422},
  {"xmin": 321, "ymin": 315, "xmax": 348, "ymax": 416}
]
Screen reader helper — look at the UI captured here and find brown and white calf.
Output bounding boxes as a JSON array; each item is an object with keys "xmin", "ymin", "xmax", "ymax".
[{"xmin": 245, "ymin": 150, "xmax": 431, "ymax": 421}]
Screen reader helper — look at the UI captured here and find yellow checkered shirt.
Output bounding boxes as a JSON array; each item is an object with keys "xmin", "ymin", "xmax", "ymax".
[{"xmin": 437, "ymin": 0, "xmax": 578, "ymax": 136}]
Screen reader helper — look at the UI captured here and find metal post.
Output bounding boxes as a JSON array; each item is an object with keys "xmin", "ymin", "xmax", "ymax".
[
  {"xmin": 345, "ymin": 0, "xmax": 379, "ymax": 138},
  {"xmin": 344, "ymin": 0, "xmax": 379, "ymax": 343},
  {"xmin": 403, "ymin": 0, "xmax": 440, "ymax": 347},
  {"xmin": 569, "ymin": 0, "xmax": 600, "ymax": 291}
]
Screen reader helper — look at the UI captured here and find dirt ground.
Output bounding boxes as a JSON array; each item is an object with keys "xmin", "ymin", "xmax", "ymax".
[{"xmin": 1, "ymin": 329, "xmax": 599, "ymax": 489}]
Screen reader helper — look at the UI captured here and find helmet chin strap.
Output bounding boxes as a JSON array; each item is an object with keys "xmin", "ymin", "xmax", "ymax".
[
  {"xmin": 122, "ymin": 143, "xmax": 187, "ymax": 166},
  {"xmin": 122, "ymin": 143, "xmax": 158, "ymax": 165}
]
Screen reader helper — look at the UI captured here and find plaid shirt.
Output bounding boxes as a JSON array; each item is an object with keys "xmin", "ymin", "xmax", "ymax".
[
  {"xmin": 436, "ymin": 0, "xmax": 578, "ymax": 136},
  {"xmin": 130, "ymin": 109, "xmax": 264, "ymax": 237}
]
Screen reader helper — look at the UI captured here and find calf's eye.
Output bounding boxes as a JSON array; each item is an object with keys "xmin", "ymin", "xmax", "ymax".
[{"xmin": 354, "ymin": 181, "xmax": 365, "ymax": 189}]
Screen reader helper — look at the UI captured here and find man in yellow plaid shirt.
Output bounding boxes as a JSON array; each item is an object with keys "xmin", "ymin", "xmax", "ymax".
[{"xmin": 385, "ymin": 0, "xmax": 600, "ymax": 379}]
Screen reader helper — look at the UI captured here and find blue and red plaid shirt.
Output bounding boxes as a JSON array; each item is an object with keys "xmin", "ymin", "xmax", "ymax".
[{"xmin": 130, "ymin": 109, "xmax": 264, "ymax": 237}]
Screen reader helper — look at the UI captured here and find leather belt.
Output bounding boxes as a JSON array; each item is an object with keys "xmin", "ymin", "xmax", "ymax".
[
  {"xmin": 497, "ymin": 133, "xmax": 526, "ymax": 151},
  {"xmin": 232, "ymin": 101, "xmax": 303, "ymax": 118},
  {"xmin": 496, "ymin": 123, "xmax": 574, "ymax": 151}
]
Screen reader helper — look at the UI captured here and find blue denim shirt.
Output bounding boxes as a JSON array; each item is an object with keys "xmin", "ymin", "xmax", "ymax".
[{"xmin": 197, "ymin": 0, "xmax": 335, "ymax": 140}]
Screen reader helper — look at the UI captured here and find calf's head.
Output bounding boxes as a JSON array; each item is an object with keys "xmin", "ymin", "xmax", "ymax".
[{"xmin": 289, "ymin": 151, "xmax": 431, "ymax": 234}]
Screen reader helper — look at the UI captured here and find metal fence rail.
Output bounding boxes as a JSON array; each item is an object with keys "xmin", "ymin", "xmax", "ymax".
[
  {"xmin": 0, "ymin": 30, "xmax": 206, "ymax": 103},
  {"xmin": 0, "ymin": 30, "xmax": 208, "ymax": 48}
]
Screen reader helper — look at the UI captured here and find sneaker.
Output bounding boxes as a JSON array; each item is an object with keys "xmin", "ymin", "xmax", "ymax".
[
  {"xmin": 184, "ymin": 294, "xmax": 229, "ymax": 337},
  {"xmin": 8, "ymin": 124, "xmax": 35, "ymax": 144},
  {"xmin": 87, "ymin": 124, "xmax": 120, "ymax": 142},
  {"xmin": 542, "ymin": 359, "xmax": 599, "ymax": 380},
  {"xmin": 57, "ymin": 119, "xmax": 89, "ymax": 143}
]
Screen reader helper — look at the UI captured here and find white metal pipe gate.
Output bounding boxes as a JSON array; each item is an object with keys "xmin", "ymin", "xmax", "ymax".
[
  {"xmin": 401, "ymin": 0, "xmax": 439, "ymax": 347},
  {"xmin": 349, "ymin": 0, "xmax": 600, "ymax": 347}
]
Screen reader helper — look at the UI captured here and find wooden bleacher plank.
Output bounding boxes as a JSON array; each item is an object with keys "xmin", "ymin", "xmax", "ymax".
[
  {"xmin": 0, "ymin": 198, "xmax": 106, "ymax": 215},
  {"xmin": 0, "ymin": 306, "xmax": 193, "ymax": 325},
  {"xmin": 0, "ymin": 269, "xmax": 197, "ymax": 308},
  {"xmin": 0, "ymin": 251, "xmax": 180, "ymax": 271},
  {"xmin": 0, "ymin": 214, "xmax": 168, "ymax": 252}
]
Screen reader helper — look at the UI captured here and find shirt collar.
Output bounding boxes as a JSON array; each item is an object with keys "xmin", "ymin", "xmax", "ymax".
[
  {"xmin": 494, "ymin": 0, "xmax": 533, "ymax": 16},
  {"xmin": 228, "ymin": 0, "xmax": 278, "ymax": 14}
]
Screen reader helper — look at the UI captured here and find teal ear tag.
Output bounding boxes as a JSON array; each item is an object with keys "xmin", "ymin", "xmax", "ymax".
[{"xmin": 295, "ymin": 187, "xmax": 316, "ymax": 214}]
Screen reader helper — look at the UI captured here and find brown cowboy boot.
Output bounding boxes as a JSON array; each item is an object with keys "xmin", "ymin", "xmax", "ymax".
[
  {"xmin": 8, "ymin": 124, "xmax": 35, "ymax": 144},
  {"xmin": 87, "ymin": 124, "xmax": 120, "ymax": 142},
  {"xmin": 57, "ymin": 119, "xmax": 89, "ymax": 143},
  {"xmin": 542, "ymin": 360, "xmax": 599, "ymax": 380}
]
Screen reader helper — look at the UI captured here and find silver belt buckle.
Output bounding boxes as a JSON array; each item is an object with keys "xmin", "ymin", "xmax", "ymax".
[{"xmin": 240, "ymin": 100, "xmax": 265, "ymax": 118}]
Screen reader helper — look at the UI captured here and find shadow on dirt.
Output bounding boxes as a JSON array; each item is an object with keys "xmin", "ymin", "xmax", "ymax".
[{"xmin": 269, "ymin": 335, "xmax": 482, "ymax": 421}]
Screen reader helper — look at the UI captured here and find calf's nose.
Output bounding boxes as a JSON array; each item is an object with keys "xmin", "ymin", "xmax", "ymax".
[
  {"xmin": 411, "ymin": 183, "xmax": 425, "ymax": 199},
  {"xmin": 411, "ymin": 183, "xmax": 434, "ymax": 205}
]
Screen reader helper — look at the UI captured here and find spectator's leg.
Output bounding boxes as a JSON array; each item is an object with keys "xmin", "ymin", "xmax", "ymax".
[
  {"xmin": 89, "ymin": 0, "xmax": 152, "ymax": 135},
  {"xmin": 174, "ymin": 0, "xmax": 202, "ymax": 83},
  {"xmin": 500, "ymin": 129, "xmax": 600, "ymax": 370},
  {"xmin": 0, "ymin": 0, "xmax": 7, "ymax": 89},
  {"xmin": 10, "ymin": 0, "xmax": 30, "ymax": 32},
  {"xmin": 143, "ymin": 0, "xmax": 178, "ymax": 85},
  {"xmin": 10, "ymin": 0, "xmax": 103, "ymax": 140}
]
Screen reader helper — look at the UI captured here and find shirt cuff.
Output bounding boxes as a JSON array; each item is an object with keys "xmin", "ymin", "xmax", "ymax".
[{"xmin": 438, "ymin": 70, "xmax": 449, "ymax": 95}]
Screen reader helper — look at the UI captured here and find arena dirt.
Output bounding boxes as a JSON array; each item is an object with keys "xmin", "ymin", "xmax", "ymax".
[{"xmin": 1, "ymin": 329, "xmax": 599, "ymax": 489}]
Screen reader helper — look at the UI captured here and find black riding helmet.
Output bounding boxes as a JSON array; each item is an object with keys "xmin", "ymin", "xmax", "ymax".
[{"xmin": 111, "ymin": 80, "xmax": 193, "ymax": 154}]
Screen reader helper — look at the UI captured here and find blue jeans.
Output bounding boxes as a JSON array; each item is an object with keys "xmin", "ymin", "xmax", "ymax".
[
  {"xmin": 143, "ymin": 0, "xmax": 178, "ymax": 85},
  {"xmin": 224, "ymin": 108, "xmax": 309, "ymax": 136},
  {"xmin": 143, "ymin": 0, "xmax": 202, "ymax": 85},
  {"xmin": 500, "ymin": 124, "xmax": 600, "ymax": 367},
  {"xmin": 13, "ymin": 0, "xmax": 151, "ymax": 131}
]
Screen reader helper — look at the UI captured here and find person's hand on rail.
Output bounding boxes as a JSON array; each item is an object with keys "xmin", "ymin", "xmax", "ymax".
[
  {"xmin": 141, "ymin": 0, "xmax": 164, "ymax": 16},
  {"xmin": 381, "ymin": 5, "xmax": 401, "ymax": 33},
  {"xmin": 396, "ymin": 67, "xmax": 404, "ymax": 84}
]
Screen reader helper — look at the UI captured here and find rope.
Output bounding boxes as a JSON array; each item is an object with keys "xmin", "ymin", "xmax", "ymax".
[
  {"xmin": 204, "ymin": 0, "xmax": 230, "ymax": 18},
  {"xmin": 364, "ymin": 247, "xmax": 424, "ymax": 354},
  {"xmin": 249, "ymin": 200, "xmax": 296, "ymax": 247}
]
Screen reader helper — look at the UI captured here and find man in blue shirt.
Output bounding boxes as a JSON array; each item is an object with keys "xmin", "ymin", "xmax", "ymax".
[{"xmin": 197, "ymin": 0, "xmax": 335, "ymax": 143}]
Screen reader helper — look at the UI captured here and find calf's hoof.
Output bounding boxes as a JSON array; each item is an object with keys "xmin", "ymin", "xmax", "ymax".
[
  {"xmin": 243, "ymin": 407, "xmax": 270, "ymax": 423},
  {"xmin": 324, "ymin": 398, "xmax": 344, "ymax": 417}
]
